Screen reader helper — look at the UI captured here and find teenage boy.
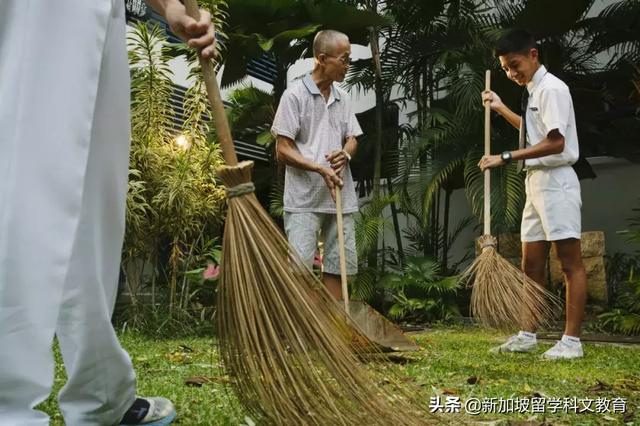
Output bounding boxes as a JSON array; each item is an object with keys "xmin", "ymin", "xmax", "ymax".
[{"xmin": 479, "ymin": 29, "xmax": 587, "ymax": 360}]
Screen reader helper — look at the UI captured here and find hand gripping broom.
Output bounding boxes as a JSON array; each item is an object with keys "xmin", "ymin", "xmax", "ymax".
[
  {"xmin": 184, "ymin": 1, "xmax": 437, "ymax": 424},
  {"xmin": 460, "ymin": 70, "xmax": 561, "ymax": 331}
]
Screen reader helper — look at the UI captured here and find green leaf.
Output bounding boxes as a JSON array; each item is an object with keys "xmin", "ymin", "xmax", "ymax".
[{"xmin": 256, "ymin": 130, "xmax": 275, "ymax": 147}]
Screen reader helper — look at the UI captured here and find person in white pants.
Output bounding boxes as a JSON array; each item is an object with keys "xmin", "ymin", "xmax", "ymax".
[
  {"xmin": 0, "ymin": 1, "xmax": 216, "ymax": 425},
  {"xmin": 479, "ymin": 29, "xmax": 587, "ymax": 360}
]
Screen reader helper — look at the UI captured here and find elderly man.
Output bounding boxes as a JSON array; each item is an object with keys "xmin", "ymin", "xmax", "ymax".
[
  {"xmin": 0, "ymin": 1, "xmax": 215, "ymax": 424},
  {"xmin": 272, "ymin": 30, "xmax": 362, "ymax": 301}
]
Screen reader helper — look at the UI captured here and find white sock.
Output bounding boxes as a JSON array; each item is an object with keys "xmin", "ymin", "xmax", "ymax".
[
  {"xmin": 561, "ymin": 334, "xmax": 581, "ymax": 347},
  {"xmin": 518, "ymin": 331, "xmax": 536, "ymax": 341}
]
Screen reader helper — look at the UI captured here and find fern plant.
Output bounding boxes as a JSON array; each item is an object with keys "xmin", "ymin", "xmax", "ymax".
[
  {"xmin": 378, "ymin": 256, "xmax": 460, "ymax": 323},
  {"xmin": 226, "ymin": 85, "xmax": 276, "ymax": 146},
  {"xmin": 348, "ymin": 195, "xmax": 395, "ymax": 301},
  {"xmin": 597, "ymin": 199, "xmax": 640, "ymax": 335},
  {"xmin": 597, "ymin": 269, "xmax": 640, "ymax": 335}
]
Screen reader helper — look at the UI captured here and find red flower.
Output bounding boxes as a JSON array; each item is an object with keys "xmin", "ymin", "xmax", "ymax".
[{"xmin": 203, "ymin": 263, "xmax": 220, "ymax": 280}]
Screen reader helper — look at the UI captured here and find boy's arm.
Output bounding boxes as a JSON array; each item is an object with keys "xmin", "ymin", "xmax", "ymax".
[
  {"xmin": 479, "ymin": 129, "xmax": 565, "ymax": 171},
  {"xmin": 494, "ymin": 105, "xmax": 521, "ymax": 130},
  {"xmin": 510, "ymin": 86, "xmax": 571, "ymax": 163},
  {"xmin": 482, "ymin": 90, "xmax": 521, "ymax": 129},
  {"xmin": 480, "ymin": 84, "xmax": 573, "ymax": 170},
  {"xmin": 509, "ymin": 129, "xmax": 565, "ymax": 161}
]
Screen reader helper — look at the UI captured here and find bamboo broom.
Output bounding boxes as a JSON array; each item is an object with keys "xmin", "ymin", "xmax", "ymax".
[
  {"xmin": 335, "ymin": 186, "xmax": 349, "ymax": 313},
  {"xmin": 460, "ymin": 70, "xmax": 561, "ymax": 331},
  {"xmin": 183, "ymin": 1, "xmax": 438, "ymax": 424},
  {"xmin": 334, "ymin": 186, "xmax": 369, "ymax": 351}
]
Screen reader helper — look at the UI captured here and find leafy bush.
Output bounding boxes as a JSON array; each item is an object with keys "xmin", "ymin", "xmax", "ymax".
[
  {"xmin": 116, "ymin": 22, "xmax": 227, "ymax": 332},
  {"xmin": 597, "ymin": 269, "xmax": 640, "ymax": 335},
  {"xmin": 596, "ymin": 199, "xmax": 640, "ymax": 335},
  {"xmin": 378, "ymin": 256, "xmax": 460, "ymax": 323}
]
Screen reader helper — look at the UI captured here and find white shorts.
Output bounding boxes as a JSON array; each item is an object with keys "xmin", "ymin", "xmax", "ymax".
[
  {"xmin": 521, "ymin": 166, "xmax": 582, "ymax": 242},
  {"xmin": 284, "ymin": 212, "xmax": 358, "ymax": 275}
]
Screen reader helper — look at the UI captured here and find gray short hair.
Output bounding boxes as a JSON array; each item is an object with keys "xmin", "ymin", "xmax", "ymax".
[{"xmin": 313, "ymin": 30, "xmax": 349, "ymax": 58}]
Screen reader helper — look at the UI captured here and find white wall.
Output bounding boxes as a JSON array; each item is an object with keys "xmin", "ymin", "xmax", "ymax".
[{"xmin": 581, "ymin": 157, "xmax": 640, "ymax": 255}]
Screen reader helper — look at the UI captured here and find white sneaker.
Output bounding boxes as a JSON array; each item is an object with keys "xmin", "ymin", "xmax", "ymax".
[
  {"xmin": 120, "ymin": 397, "xmax": 177, "ymax": 425},
  {"xmin": 542, "ymin": 340, "xmax": 584, "ymax": 360},
  {"xmin": 490, "ymin": 334, "xmax": 538, "ymax": 353}
]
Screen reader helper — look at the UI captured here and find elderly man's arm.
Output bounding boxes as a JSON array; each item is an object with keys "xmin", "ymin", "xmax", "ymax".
[
  {"xmin": 277, "ymin": 135, "xmax": 343, "ymax": 201},
  {"xmin": 147, "ymin": 0, "xmax": 217, "ymax": 59},
  {"xmin": 344, "ymin": 135, "xmax": 357, "ymax": 158},
  {"xmin": 326, "ymin": 136, "xmax": 357, "ymax": 177}
]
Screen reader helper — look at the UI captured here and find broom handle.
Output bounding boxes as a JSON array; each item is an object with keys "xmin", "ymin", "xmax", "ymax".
[
  {"xmin": 335, "ymin": 186, "xmax": 350, "ymax": 314},
  {"xmin": 483, "ymin": 70, "xmax": 491, "ymax": 236},
  {"xmin": 184, "ymin": 0, "xmax": 238, "ymax": 166}
]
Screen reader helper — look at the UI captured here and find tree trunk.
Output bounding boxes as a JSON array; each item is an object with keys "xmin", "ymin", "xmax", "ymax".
[
  {"xmin": 169, "ymin": 239, "xmax": 179, "ymax": 314},
  {"xmin": 370, "ymin": 27, "xmax": 384, "ymax": 200},
  {"xmin": 150, "ymin": 253, "xmax": 157, "ymax": 307},
  {"xmin": 442, "ymin": 187, "xmax": 451, "ymax": 272},
  {"xmin": 367, "ymin": 20, "xmax": 385, "ymax": 268},
  {"xmin": 122, "ymin": 259, "xmax": 138, "ymax": 308},
  {"xmin": 387, "ymin": 178, "xmax": 405, "ymax": 268}
]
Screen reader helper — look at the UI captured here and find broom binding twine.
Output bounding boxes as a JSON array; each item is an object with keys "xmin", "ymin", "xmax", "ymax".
[
  {"xmin": 479, "ymin": 235, "xmax": 497, "ymax": 250},
  {"xmin": 226, "ymin": 182, "xmax": 255, "ymax": 198}
]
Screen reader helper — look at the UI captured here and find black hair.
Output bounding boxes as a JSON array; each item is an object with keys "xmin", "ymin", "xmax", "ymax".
[{"xmin": 494, "ymin": 29, "xmax": 537, "ymax": 57}]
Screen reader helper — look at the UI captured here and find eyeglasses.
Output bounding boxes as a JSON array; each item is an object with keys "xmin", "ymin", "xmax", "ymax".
[{"xmin": 325, "ymin": 54, "xmax": 351, "ymax": 65}]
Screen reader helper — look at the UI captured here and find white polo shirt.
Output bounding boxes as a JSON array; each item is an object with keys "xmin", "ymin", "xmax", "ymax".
[
  {"xmin": 271, "ymin": 73, "xmax": 363, "ymax": 214},
  {"xmin": 524, "ymin": 65, "xmax": 579, "ymax": 168}
]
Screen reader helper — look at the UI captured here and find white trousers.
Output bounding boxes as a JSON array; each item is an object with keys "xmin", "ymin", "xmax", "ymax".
[{"xmin": 0, "ymin": 1, "xmax": 136, "ymax": 424}]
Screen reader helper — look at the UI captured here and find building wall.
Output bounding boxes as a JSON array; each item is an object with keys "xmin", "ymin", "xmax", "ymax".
[{"xmin": 581, "ymin": 157, "xmax": 640, "ymax": 256}]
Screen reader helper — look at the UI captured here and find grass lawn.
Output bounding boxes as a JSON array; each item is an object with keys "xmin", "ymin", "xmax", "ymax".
[{"xmin": 40, "ymin": 326, "xmax": 640, "ymax": 425}]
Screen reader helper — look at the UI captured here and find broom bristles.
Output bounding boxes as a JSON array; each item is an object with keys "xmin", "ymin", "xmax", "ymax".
[
  {"xmin": 460, "ymin": 235, "xmax": 562, "ymax": 331},
  {"xmin": 215, "ymin": 161, "xmax": 439, "ymax": 425}
]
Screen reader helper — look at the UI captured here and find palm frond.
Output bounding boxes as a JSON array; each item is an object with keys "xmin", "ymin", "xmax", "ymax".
[
  {"xmin": 350, "ymin": 266, "xmax": 379, "ymax": 302},
  {"xmin": 354, "ymin": 195, "xmax": 395, "ymax": 258},
  {"xmin": 268, "ymin": 178, "xmax": 285, "ymax": 218}
]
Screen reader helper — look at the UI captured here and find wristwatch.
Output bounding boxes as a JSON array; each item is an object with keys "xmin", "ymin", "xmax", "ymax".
[
  {"xmin": 500, "ymin": 151, "xmax": 512, "ymax": 164},
  {"xmin": 342, "ymin": 150, "xmax": 352, "ymax": 162}
]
